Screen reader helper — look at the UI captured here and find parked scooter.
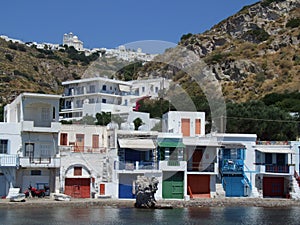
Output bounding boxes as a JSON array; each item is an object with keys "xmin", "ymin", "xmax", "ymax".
[{"xmin": 24, "ymin": 185, "xmax": 49, "ymax": 198}]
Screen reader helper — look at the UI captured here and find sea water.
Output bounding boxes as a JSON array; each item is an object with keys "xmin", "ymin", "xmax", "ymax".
[{"xmin": 0, "ymin": 206, "xmax": 299, "ymax": 225}]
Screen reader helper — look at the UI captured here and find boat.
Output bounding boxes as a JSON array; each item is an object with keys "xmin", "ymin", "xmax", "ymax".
[
  {"xmin": 53, "ymin": 193, "xmax": 71, "ymax": 201},
  {"xmin": 6, "ymin": 187, "xmax": 26, "ymax": 202},
  {"xmin": 9, "ymin": 193, "xmax": 26, "ymax": 202}
]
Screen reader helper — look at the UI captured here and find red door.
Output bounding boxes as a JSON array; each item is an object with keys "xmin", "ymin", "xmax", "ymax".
[
  {"xmin": 65, "ymin": 178, "xmax": 90, "ymax": 198},
  {"xmin": 263, "ymin": 177, "xmax": 284, "ymax": 197},
  {"xmin": 188, "ymin": 175, "xmax": 210, "ymax": 198}
]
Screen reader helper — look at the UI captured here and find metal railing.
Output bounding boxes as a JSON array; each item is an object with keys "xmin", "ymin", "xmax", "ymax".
[
  {"xmin": 59, "ymin": 146, "xmax": 107, "ymax": 154},
  {"xmin": 114, "ymin": 161, "xmax": 157, "ymax": 170},
  {"xmin": 265, "ymin": 164, "xmax": 289, "ymax": 173}
]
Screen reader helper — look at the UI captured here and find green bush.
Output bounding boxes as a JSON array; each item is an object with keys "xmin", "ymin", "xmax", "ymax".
[
  {"xmin": 243, "ymin": 28, "xmax": 270, "ymax": 43},
  {"xmin": 286, "ymin": 18, "xmax": 300, "ymax": 28},
  {"xmin": 5, "ymin": 54, "xmax": 13, "ymax": 62}
]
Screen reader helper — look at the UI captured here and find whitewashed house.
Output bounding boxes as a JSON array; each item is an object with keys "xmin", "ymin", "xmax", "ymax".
[
  {"xmin": 58, "ymin": 124, "xmax": 116, "ymax": 198},
  {"xmin": 1, "ymin": 93, "xmax": 61, "ymax": 195}
]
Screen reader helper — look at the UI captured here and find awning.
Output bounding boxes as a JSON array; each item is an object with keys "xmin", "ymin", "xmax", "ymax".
[
  {"xmin": 119, "ymin": 84, "xmax": 131, "ymax": 92},
  {"xmin": 256, "ymin": 148, "xmax": 294, "ymax": 154},
  {"xmin": 158, "ymin": 141, "xmax": 185, "ymax": 148},
  {"xmin": 220, "ymin": 143, "xmax": 245, "ymax": 149},
  {"xmin": 118, "ymin": 138, "xmax": 155, "ymax": 150}
]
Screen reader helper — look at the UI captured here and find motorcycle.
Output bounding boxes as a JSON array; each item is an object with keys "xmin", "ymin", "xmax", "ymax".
[{"xmin": 24, "ymin": 185, "xmax": 49, "ymax": 198}]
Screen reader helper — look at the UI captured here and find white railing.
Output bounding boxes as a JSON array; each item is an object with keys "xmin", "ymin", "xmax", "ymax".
[{"xmin": 0, "ymin": 154, "xmax": 19, "ymax": 167}]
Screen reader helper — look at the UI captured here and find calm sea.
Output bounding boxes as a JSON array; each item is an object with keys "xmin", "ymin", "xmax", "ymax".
[{"xmin": 0, "ymin": 206, "xmax": 299, "ymax": 225}]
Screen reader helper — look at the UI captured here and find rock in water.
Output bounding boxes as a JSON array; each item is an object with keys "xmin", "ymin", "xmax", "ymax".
[{"xmin": 134, "ymin": 176, "xmax": 158, "ymax": 208}]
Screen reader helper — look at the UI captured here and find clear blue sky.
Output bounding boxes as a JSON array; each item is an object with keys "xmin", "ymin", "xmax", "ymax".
[{"xmin": 1, "ymin": 0, "xmax": 259, "ymax": 52}]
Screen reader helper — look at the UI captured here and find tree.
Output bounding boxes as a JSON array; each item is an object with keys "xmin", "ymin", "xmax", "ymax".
[
  {"xmin": 225, "ymin": 101, "xmax": 298, "ymax": 141},
  {"xmin": 77, "ymin": 114, "xmax": 96, "ymax": 125},
  {"xmin": 95, "ymin": 112, "xmax": 111, "ymax": 126},
  {"xmin": 111, "ymin": 114, "xmax": 125, "ymax": 128},
  {"xmin": 133, "ymin": 117, "xmax": 143, "ymax": 130}
]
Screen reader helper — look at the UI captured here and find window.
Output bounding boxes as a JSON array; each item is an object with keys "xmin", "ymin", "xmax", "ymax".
[
  {"xmin": 74, "ymin": 167, "xmax": 82, "ymax": 176},
  {"xmin": 92, "ymin": 135, "xmax": 99, "ymax": 148},
  {"xmin": 155, "ymin": 87, "xmax": 159, "ymax": 93},
  {"xmin": 52, "ymin": 107, "xmax": 56, "ymax": 120},
  {"xmin": 265, "ymin": 153, "xmax": 272, "ymax": 164},
  {"xmin": 142, "ymin": 87, "xmax": 145, "ymax": 92},
  {"xmin": 195, "ymin": 119, "xmax": 201, "ymax": 135},
  {"xmin": 0, "ymin": 140, "xmax": 8, "ymax": 154},
  {"xmin": 41, "ymin": 108, "xmax": 50, "ymax": 121},
  {"xmin": 89, "ymin": 85, "xmax": 95, "ymax": 93},
  {"xmin": 102, "ymin": 99, "xmax": 106, "ymax": 103},
  {"xmin": 25, "ymin": 143, "xmax": 34, "ymax": 158},
  {"xmin": 31, "ymin": 170, "xmax": 41, "ymax": 176},
  {"xmin": 102, "ymin": 85, "xmax": 107, "ymax": 91},
  {"xmin": 60, "ymin": 133, "xmax": 68, "ymax": 145}
]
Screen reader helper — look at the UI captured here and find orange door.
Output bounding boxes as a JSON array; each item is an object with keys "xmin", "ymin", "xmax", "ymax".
[
  {"xmin": 181, "ymin": 118, "xmax": 190, "ymax": 137},
  {"xmin": 75, "ymin": 134, "xmax": 84, "ymax": 152},
  {"xmin": 65, "ymin": 178, "xmax": 90, "ymax": 198}
]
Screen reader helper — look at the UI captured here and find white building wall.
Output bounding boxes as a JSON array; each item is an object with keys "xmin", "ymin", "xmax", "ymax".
[{"xmin": 162, "ymin": 111, "xmax": 205, "ymax": 136}]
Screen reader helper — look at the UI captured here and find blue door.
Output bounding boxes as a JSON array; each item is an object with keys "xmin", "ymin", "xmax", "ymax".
[
  {"xmin": 223, "ymin": 176, "xmax": 244, "ymax": 197},
  {"xmin": 119, "ymin": 183, "xmax": 135, "ymax": 199}
]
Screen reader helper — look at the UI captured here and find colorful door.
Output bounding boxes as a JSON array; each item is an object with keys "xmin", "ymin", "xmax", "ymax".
[
  {"xmin": 163, "ymin": 172, "xmax": 184, "ymax": 199},
  {"xmin": 263, "ymin": 177, "xmax": 284, "ymax": 197},
  {"xmin": 119, "ymin": 174, "xmax": 142, "ymax": 199},
  {"xmin": 65, "ymin": 178, "xmax": 90, "ymax": 198},
  {"xmin": 223, "ymin": 176, "xmax": 245, "ymax": 197},
  {"xmin": 75, "ymin": 134, "xmax": 84, "ymax": 152},
  {"xmin": 181, "ymin": 118, "xmax": 190, "ymax": 137},
  {"xmin": 187, "ymin": 175, "xmax": 210, "ymax": 198}
]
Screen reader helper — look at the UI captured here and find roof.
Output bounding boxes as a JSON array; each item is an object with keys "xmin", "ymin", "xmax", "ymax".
[
  {"xmin": 256, "ymin": 148, "xmax": 294, "ymax": 154},
  {"xmin": 118, "ymin": 138, "xmax": 155, "ymax": 150}
]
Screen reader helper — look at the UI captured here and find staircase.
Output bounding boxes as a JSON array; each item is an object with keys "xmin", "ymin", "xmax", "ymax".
[
  {"xmin": 215, "ymin": 183, "xmax": 226, "ymax": 198},
  {"xmin": 290, "ymin": 176, "xmax": 300, "ymax": 200}
]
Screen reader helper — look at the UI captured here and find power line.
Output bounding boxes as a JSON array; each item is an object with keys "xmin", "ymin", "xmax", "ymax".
[{"xmin": 216, "ymin": 116, "xmax": 299, "ymax": 124}]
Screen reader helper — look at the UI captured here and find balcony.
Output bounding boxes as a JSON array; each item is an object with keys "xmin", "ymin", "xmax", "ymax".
[
  {"xmin": 114, "ymin": 161, "xmax": 158, "ymax": 171},
  {"xmin": 19, "ymin": 157, "xmax": 60, "ymax": 168},
  {"xmin": 59, "ymin": 146, "xmax": 107, "ymax": 154},
  {"xmin": 21, "ymin": 121, "xmax": 61, "ymax": 133},
  {"xmin": 220, "ymin": 159, "xmax": 244, "ymax": 174},
  {"xmin": 255, "ymin": 164, "xmax": 293, "ymax": 175},
  {"xmin": 187, "ymin": 162, "xmax": 217, "ymax": 173},
  {"xmin": 159, "ymin": 160, "xmax": 186, "ymax": 171},
  {"xmin": 0, "ymin": 154, "xmax": 19, "ymax": 167}
]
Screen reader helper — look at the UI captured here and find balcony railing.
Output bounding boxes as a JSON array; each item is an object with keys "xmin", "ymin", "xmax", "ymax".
[
  {"xmin": 187, "ymin": 162, "xmax": 216, "ymax": 172},
  {"xmin": 255, "ymin": 164, "xmax": 293, "ymax": 174},
  {"xmin": 59, "ymin": 146, "xmax": 107, "ymax": 154},
  {"xmin": 114, "ymin": 161, "xmax": 157, "ymax": 171},
  {"xmin": 19, "ymin": 157, "xmax": 60, "ymax": 168},
  {"xmin": 221, "ymin": 159, "xmax": 244, "ymax": 174},
  {"xmin": 0, "ymin": 154, "xmax": 19, "ymax": 167}
]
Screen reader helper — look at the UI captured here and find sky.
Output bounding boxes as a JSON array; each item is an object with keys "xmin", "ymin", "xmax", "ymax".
[{"xmin": 0, "ymin": 0, "xmax": 259, "ymax": 53}]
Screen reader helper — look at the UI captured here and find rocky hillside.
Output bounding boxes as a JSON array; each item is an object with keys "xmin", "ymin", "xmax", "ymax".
[
  {"xmin": 0, "ymin": 0, "xmax": 299, "ymax": 106},
  {"xmin": 136, "ymin": 0, "xmax": 300, "ymax": 102}
]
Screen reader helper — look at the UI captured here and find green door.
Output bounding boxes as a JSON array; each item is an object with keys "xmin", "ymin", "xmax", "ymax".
[{"xmin": 163, "ymin": 172, "xmax": 184, "ymax": 199}]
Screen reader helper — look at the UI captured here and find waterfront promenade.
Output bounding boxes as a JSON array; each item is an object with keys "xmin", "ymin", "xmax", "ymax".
[{"xmin": 1, "ymin": 197, "xmax": 300, "ymax": 209}]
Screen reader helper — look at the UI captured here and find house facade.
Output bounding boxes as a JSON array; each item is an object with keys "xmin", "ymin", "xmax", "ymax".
[
  {"xmin": 58, "ymin": 124, "xmax": 115, "ymax": 198},
  {"xmin": 1, "ymin": 93, "xmax": 61, "ymax": 196}
]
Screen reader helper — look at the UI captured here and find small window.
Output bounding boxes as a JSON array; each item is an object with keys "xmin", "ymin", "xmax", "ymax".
[
  {"xmin": 74, "ymin": 167, "xmax": 82, "ymax": 176},
  {"xmin": 0, "ymin": 140, "xmax": 8, "ymax": 154},
  {"xmin": 102, "ymin": 99, "xmax": 106, "ymax": 103},
  {"xmin": 155, "ymin": 87, "xmax": 159, "ymax": 93},
  {"xmin": 142, "ymin": 87, "xmax": 145, "ymax": 92},
  {"xmin": 102, "ymin": 85, "xmax": 107, "ymax": 91},
  {"xmin": 31, "ymin": 170, "xmax": 41, "ymax": 176}
]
